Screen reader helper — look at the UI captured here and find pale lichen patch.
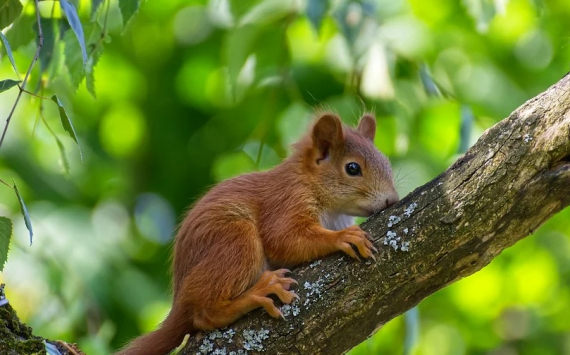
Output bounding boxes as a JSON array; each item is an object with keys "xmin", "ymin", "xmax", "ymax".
[
  {"xmin": 523, "ymin": 133, "xmax": 533, "ymax": 143},
  {"xmin": 404, "ymin": 202, "xmax": 418, "ymax": 217},
  {"xmin": 242, "ymin": 328, "xmax": 270, "ymax": 351}
]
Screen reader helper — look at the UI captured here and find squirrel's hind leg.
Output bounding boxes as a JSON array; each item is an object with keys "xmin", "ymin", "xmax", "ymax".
[
  {"xmin": 193, "ymin": 268, "xmax": 298, "ymax": 330},
  {"xmin": 177, "ymin": 219, "xmax": 297, "ymax": 330}
]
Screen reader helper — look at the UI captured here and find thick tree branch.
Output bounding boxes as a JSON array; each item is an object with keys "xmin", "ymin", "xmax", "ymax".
[{"xmin": 181, "ymin": 74, "xmax": 570, "ymax": 355}]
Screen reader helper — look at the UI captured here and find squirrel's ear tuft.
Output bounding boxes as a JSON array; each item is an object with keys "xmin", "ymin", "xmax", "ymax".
[
  {"xmin": 312, "ymin": 113, "xmax": 344, "ymax": 162},
  {"xmin": 358, "ymin": 114, "xmax": 376, "ymax": 141}
]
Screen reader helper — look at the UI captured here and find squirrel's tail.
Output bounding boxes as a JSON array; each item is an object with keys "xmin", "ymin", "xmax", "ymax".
[{"xmin": 115, "ymin": 307, "xmax": 192, "ymax": 355}]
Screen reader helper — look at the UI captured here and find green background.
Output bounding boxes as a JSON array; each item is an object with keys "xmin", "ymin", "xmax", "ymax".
[{"xmin": 0, "ymin": 0, "xmax": 569, "ymax": 354}]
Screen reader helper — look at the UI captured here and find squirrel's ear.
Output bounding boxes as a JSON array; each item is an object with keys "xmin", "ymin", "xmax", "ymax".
[
  {"xmin": 312, "ymin": 113, "xmax": 344, "ymax": 162},
  {"xmin": 358, "ymin": 114, "xmax": 376, "ymax": 141}
]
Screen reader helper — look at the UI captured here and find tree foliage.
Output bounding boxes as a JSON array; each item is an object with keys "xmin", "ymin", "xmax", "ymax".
[{"xmin": 0, "ymin": 0, "xmax": 569, "ymax": 354}]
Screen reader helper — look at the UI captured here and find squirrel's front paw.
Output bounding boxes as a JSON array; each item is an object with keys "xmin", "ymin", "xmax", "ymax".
[{"xmin": 335, "ymin": 225, "xmax": 378, "ymax": 261}]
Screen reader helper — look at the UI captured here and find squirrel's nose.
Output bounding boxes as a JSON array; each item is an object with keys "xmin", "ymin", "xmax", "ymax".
[{"xmin": 385, "ymin": 193, "xmax": 399, "ymax": 208}]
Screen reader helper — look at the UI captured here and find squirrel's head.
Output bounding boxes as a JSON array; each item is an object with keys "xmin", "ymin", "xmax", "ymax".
[{"xmin": 302, "ymin": 113, "xmax": 399, "ymax": 217}]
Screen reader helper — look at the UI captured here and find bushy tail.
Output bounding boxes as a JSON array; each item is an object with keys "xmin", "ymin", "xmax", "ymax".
[{"xmin": 116, "ymin": 309, "xmax": 192, "ymax": 355}]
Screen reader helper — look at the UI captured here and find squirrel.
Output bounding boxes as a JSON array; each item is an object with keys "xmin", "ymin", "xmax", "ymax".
[{"xmin": 116, "ymin": 113, "xmax": 399, "ymax": 355}]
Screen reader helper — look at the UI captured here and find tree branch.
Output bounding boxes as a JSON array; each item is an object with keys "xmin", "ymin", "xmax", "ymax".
[{"xmin": 181, "ymin": 74, "xmax": 570, "ymax": 354}]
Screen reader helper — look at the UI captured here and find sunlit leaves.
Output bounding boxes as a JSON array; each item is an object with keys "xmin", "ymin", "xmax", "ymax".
[
  {"xmin": 0, "ymin": 0, "xmax": 22, "ymax": 30},
  {"xmin": 51, "ymin": 95, "xmax": 82, "ymax": 159},
  {"xmin": 119, "ymin": 0, "xmax": 139, "ymax": 27},
  {"xmin": 0, "ymin": 216, "xmax": 11, "ymax": 272},
  {"xmin": 13, "ymin": 182, "xmax": 32, "ymax": 245},
  {"xmin": 0, "ymin": 32, "xmax": 19, "ymax": 76},
  {"xmin": 60, "ymin": 0, "xmax": 87, "ymax": 65},
  {"xmin": 0, "ymin": 79, "xmax": 20, "ymax": 93}
]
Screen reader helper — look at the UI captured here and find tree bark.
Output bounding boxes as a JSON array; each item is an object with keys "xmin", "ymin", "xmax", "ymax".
[{"xmin": 180, "ymin": 74, "xmax": 570, "ymax": 355}]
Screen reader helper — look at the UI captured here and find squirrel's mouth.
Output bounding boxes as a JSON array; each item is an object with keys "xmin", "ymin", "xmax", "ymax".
[{"xmin": 358, "ymin": 208, "xmax": 375, "ymax": 217}]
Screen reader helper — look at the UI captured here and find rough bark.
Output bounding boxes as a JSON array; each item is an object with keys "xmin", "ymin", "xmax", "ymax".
[
  {"xmin": 180, "ymin": 75, "xmax": 570, "ymax": 355},
  {"xmin": 0, "ymin": 284, "xmax": 84, "ymax": 355}
]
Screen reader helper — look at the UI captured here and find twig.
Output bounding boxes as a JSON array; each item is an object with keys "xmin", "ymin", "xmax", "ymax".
[
  {"xmin": 19, "ymin": 87, "xmax": 49, "ymax": 100},
  {"xmin": 0, "ymin": 177, "xmax": 13, "ymax": 188},
  {"xmin": 0, "ymin": 0, "xmax": 44, "ymax": 151}
]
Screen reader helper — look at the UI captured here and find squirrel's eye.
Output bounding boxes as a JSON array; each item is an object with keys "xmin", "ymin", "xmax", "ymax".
[{"xmin": 345, "ymin": 162, "xmax": 361, "ymax": 176}]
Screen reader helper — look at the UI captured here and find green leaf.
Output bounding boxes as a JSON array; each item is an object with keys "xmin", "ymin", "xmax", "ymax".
[
  {"xmin": 5, "ymin": 12, "xmax": 35, "ymax": 50},
  {"xmin": 0, "ymin": 0, "xmax": 22, "ymax": 30},
  {"xmin": 0, "ymin": 79, "xmax": 20, "ymax": 93},
  {"xmin": 34, "ymin": 17, "xmax": 56, "ymax": 72},
  {"xmin": 229, "ymin": 0, "xmax": 263, "ymax": 21},
  {"xmin": 85, "ymin": 23, "xmax": 107, "ymax": 97},
  {"xmin": 0, "ymin": 216, "xmax": 12, "ymax": 272},
  {"xmin": 63, "ymin": 29, "xmax": 84, "ymax": 90},
  {"xmin": 85, "ymin": 42, "xmax": 104, "ymax": 97},
  {"xmin": 12, "ymin": 182, "xmax": 32, "ymax": 246},
  {"xmin": 91, "ymin": 0, "xmax": 105, "ymax": 20},
  {"xmin": 119, "ymin": 0, "xmax": 139, "ymax": 27},
  {"xmin": 0, "ymin": 32, "xmax": 19, "ymax": 77},
  {"xmin": 51, "ymin": 95, "xmax": 83, "ymax": 159},
  {"xmin": 60, "ymin": 0, "xmax": 87, "ymax": 64},
  {"xmin": 238, "ymin": 0, "xmax": 298, "ymax": 26}
]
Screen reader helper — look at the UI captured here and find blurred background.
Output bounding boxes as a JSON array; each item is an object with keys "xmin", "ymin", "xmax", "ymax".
[{"xmin": 1, "ymin": 0, "xmax": 570, "ymax": 354}]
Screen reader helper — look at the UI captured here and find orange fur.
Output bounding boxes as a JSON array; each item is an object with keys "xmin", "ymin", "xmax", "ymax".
[{"xmin": 116, "ymin": 113, "xmax": 399, "ymax": 355}]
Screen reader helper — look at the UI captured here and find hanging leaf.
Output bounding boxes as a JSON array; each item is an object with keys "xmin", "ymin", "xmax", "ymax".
[
  {"xmin": 0, "ymin": 32, "xmax": 19, "ymax": 77},
  {"xmin": 51, "ymin": 95, "xmax": 83, "ymax": 160},
  {"xmin": 12, "ymin": 182, "xmax": 32, "ymax": 246},
  {"xmin": 0, "ymin": 0, "xmax": 22, "ymax": 30},
  {"xmin": 86, "ymin": 41, "xmax": 104, "ymax": 97},
  {"xmin": 0, "ymin": 79, "xmax": 20, "ymax": 93},
  {"xmin": 306, "ymin": 0, "xmax": 328, "ymax": 33},
  {"xmin": 63, "ymin": 30, "xmax": 85, "ymax": 90},
  {"xmin": 119, "ymin": 0, "xmax": 139, "ymax": 27},
  {"xmin": 85, "ymin": 22, "xmax": 107, "ymax": 97},
  {"xmin": 34, "ymin": 17, "xmax": 56, "ymax": 72},
  {"xmin": 419, "ymin": 63, "xmax": 441, "ymax": 97},
  {"xmin": 404, "ymin": 307, "xmax": 420, "ymax": 355},
  {"xmin": 42, "ymin": 116, "xmax": 70, "ymax": 176},
  {"xmin": 60, "ymin": 0, "xmax": 88, "ymax": 64},
  {"xmin": 5, "ymin": 12, "xmax": 34, "ymax": 50},
  {"xmin": 0, "ymin": 216, "xmax": 12, "ymax": 272}
]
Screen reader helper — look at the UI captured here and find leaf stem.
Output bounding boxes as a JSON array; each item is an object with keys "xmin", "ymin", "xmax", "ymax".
[
  {"xmin": 0, "ymin": 0, "xmax": 44, "ymax": 151},
  {"xmin": 20, "ymin": 87, "xmax": 49, "ymax": 100}
]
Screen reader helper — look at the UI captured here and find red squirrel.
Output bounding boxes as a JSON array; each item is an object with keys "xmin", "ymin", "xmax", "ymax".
[{"xmin": 117, "ymin": 113, "xmax": 399, "ymax": 355}]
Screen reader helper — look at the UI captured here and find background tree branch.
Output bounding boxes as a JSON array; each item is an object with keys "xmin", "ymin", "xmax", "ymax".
[{"xmin": 180, "ymin": 74, "xmax": 570, "ymax": 355}]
